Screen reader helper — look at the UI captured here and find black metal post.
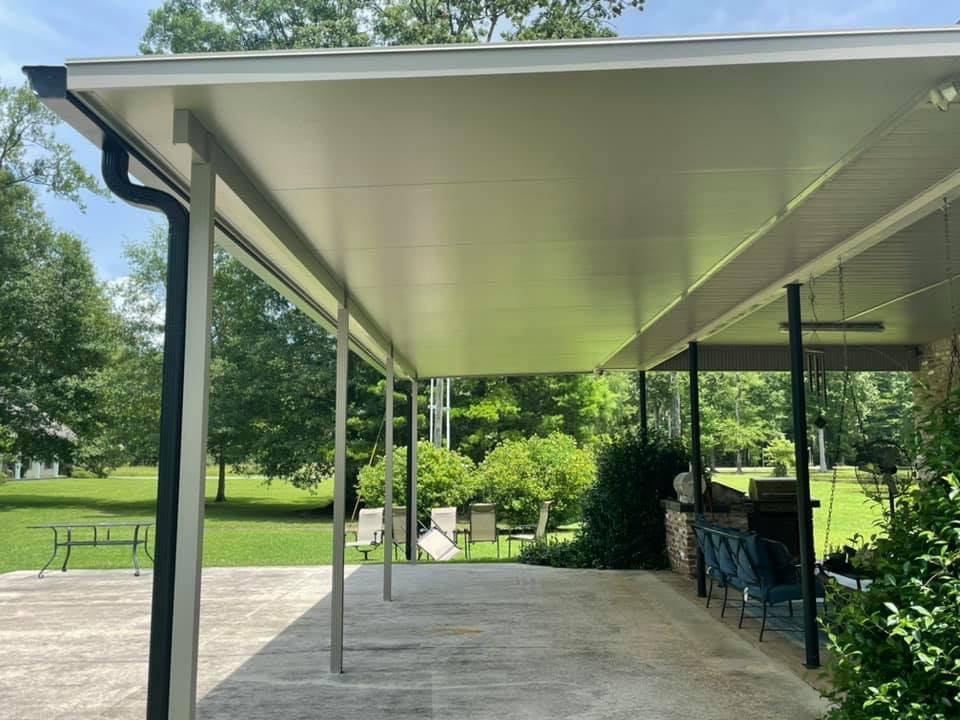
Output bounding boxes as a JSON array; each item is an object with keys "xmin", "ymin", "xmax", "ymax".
[
  {"xmin": 405, "ymin": 383, "xmax": 416, "ymax": 560},
  {"xmin": 688, "ymin": 342, "xmax": 707, "ymax": 598},
  {"xmin": 638, "ymin": 370, "xmax": 649, "ymax": 442},
  {"xmin": 786, "ymin": 283, "xmax": 821, "ymax": 669},
  {"xmin": 102, "ymin": 137, "xmax": 189, "ymax": 719}
]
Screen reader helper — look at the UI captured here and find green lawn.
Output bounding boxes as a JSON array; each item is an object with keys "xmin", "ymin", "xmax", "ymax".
[
  {"xmin": 713, "ymin": 468, "xmax": 884, "ymax": 554},
  {"xmin": 0, "ymin": 470, "xmax": 535, "ymax": 573},
  {"xmin": 0, "ymin": 466, "xmax": 883, "ymax": 574}
]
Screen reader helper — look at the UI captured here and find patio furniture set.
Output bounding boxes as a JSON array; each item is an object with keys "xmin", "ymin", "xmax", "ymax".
[
  {"xmin": 693, "ymin": 520, "xmax": 826, "ymax": 642},
  {"xmin": 346, "ymin": 500, "xmax": 552, "ymax": 561}
]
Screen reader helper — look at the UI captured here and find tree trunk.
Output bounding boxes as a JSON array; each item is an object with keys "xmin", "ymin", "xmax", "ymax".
[
  {"xmin": 736, "ymin": 449, "xmax": 743, "ymax": 474},
  {"xmin": 216, "ymin": 447, "xmax": 227, "ymax": 503}
]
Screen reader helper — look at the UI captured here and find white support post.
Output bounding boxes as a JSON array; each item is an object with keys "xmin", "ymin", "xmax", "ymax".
[
  {"xmin": 409, "ymin": 380, "xmax": 418, "ymax": 566},
  {"xmin": 169, "ymin": 158, "xmax": 215, "ymax": 719},
  {"xmin": 331, "ymin": 303, "xmax": 349, "ymax": 674},
  {"xmin": 445, "ymin": 379, "xmax": 451, "ymax": 450},
  {"xmin": 383, "ymin": 353, "xmax": 394, "ymax": 601}
]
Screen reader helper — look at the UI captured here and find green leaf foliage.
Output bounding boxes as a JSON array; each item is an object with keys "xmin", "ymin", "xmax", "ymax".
[
  {"xmin": 356, "ymin": 441, "xmax": 477, "ymax": 524},
  {"xmin": 520, "ymin": 432, "xmax": 687, "ymax": 569},
  {"xmin": 823, "ymin": 386, "xmax": 960, "ymax": 719},
  {"xmin": 477, "ymin": 432, "xmax": 595, "ymax": 526}
]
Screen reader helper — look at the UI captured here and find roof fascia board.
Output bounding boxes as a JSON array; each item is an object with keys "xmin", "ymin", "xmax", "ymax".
[
  {"xmin": 66, "ymin": 27, "xmax": 960, "ymax": 90},
  {"xmin": 172, "ymin": 109, "xmax": 416, "ymax": 379}
]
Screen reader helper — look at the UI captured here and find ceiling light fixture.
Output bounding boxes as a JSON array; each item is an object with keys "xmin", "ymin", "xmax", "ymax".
[
  {"xmin": 930, "ymin": 81, "xmax": 959, "ymax": 112},
  {"xmin": 778, "ymin": 321, "xmax": 885, "ymax": 334}
]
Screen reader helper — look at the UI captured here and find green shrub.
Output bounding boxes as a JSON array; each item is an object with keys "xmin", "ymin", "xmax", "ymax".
[
  {"xmin": 823, "ymin": 474, "xmax": 960, "ymax": 719},
  {"xmin": 518, "ymin": 538, "xmax": 589, "ymax": 568},
  {"xmin": 477, "ymin": 432, "xmax": 595, "ymax": 526},
  {"xmin": 766, "ymin": 435, "xmax": 795, "ymax": 476},
  {"xmin": 356, "ymin": 441, "xmax": 477, "ymax": 523},
  {"xmin": 519, "ymin": 432, "xmax": 687, "ymax": 570},
  {"xmin": 823, "ymin": 386, "xmax": 960, "ymax": 719},
  {"xmin": 576, "ymin": 432, "xmax": 688, "ymax": 569}
]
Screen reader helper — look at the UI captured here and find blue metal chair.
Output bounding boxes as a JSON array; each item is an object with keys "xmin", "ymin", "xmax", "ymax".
[{"xmin": 735, "ymin": 534, "xmax": 825, "ymax": 641}]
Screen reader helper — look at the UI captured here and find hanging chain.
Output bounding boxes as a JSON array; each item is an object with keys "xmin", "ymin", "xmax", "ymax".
[
  {"xmin": 821, "ymin": 259, "xmax": 849, "ymax": 557},
  {"xmin": 943, "ymin": 198, "xmax": 960, "ymax": 390}
]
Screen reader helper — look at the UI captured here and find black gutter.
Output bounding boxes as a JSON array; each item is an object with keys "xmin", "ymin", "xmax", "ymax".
[
  {"xmin": 102, "ymin": 137, "xmax": 188, "ymax": 720},
  {"xmin": 786, "ymin": 283, "xmax": 821, "ymax": 669}
]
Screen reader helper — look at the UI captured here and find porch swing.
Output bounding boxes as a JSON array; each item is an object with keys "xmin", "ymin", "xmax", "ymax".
[{"xmin": 818, "ymin": 196, "xmax": 960, "ymax": 582}]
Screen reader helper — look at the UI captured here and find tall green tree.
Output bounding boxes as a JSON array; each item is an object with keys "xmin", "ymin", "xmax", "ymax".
[{"xmin": 1, "ymin": 82, "xmax": 112, "ymax": 470}]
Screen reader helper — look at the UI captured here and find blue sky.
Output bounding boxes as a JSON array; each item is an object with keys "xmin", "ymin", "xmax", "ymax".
[{"xmin": 2, "ymin": 0, "xmax": 958, "ymax": 280}]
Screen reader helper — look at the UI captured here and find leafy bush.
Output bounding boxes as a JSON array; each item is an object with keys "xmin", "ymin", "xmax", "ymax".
[
  {"xmin": 518, "ymin": 538, "xmax": 589, "ymax": 568},
  {"xmin": 356, "ymin": 441, "xmax": 477, "ymax": 523},
  {"xmin": 766, "ymin": 435, "xmax": 795, "ymax": 476},
  {"xmin": 823, "ymin": 386, "xmax": 960, "ymax": 719},
  {"xmin": 823, "ymin": 474, "xmax": 960, "ymax": 719},
  {"xmin": 477, "ymin": 432, "xmax": 595, "ymax": 526},
  {"xmin": 576, "ymin": 432, "xmax": 688, "ymax": 569},
  {"xmin": 519, "ymin": 432, "xmax": 687, "ymax": 570}
]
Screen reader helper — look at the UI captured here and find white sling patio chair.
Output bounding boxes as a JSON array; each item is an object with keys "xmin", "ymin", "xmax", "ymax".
[
  {"xmin": 465, "ymin": 503, "xmax": 499, "ymax": 559},
  {"xmin": 345, "ymin": 507, "xmax": 383, "ymax": 560},
  {"xmin": 392, "ymin": 506, "xmax": 407, "ymax": 560},
  {"xmin": 507, "ymin": 501, "xmax": 552, "ymax": 557},
  {"xmin": 430, "ymin": 507, "xmax": 458, "ymax": 543}
]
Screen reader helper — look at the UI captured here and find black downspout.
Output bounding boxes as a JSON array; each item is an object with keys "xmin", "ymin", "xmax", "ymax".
[
  {"xmin": 786, "ymin": 283, "xmax": 821, "ymax": 669},
  {"xmin": 638, "ymin": 370, "xmax": 649, "ymax": 442},
  {"xmin": 405, "ymin": 383, "xmax": 415, "ymax": 560},
  {"xmin": 689, "ymin": 342, "xmax": 706, "ymax": 597},
  {"xmin": 102, "ymin": 136, "xmax": 189, "ymax": 719}
]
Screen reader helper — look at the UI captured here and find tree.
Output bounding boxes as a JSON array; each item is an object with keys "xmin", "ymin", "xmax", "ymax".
[
  {"xmin": 0, "ymin": 84, "xmax": 104, "ymax": 208},
  {"xmin": 140, "ymin": 0, "xmax": 646, "ymax": 54},
  {"xmin": 0, "ymin": 185, "xmax": 115, "ymax": 467}
]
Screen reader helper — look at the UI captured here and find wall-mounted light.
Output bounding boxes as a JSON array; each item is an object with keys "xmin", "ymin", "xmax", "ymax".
[
  {"xmin": 930, "ymin": 81, "xmax": 959, "ymax": 112},
  {"xmin": 777, "ymin": 321, "xmax": 885, "ymax": 333}
]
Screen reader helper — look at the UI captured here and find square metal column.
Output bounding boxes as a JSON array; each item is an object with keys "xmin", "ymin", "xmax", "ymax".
[
  {"xmin": 167, "ymin": 158, "xmax": 216, "ymax": 718},
  {"xmin": 689, "ymin": 342, "xmax": 707, "ymax": 598},
  {"xmin": 406, "ymin": 380, "xmax": 418, "ymax": 563},
  {"xmin": 786, "ymin": 283, "xmax": 821, "ymax": 669},
  {"xmin": 638, "ymin": 370, "xmax": 649, "ymax": 441},
  {"xmin": 330, "ymin": 304, "xmax": 349, "ymax": 673},
  {"xmin": 383, "ymin": 354, "xmax": 394, "ymax": 601}
]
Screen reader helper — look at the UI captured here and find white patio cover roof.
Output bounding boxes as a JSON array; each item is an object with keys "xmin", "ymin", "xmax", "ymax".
[{"xmin": 32, "ymin": 28, "xmax": 960, "ymax": 377}]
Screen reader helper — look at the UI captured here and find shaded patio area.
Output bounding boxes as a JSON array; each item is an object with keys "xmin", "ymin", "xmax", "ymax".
[{"xmin": 0, "ymin": 564, "xmax": 828, "ymax": 719}]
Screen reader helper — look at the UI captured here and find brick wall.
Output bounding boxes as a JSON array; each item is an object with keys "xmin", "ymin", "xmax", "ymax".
[
  {"xmin": 664, "ymin": 505, "xmax": 749, "ymax": 579},
  {"xmin": 916, "ymin": 334, "xmax": 960, "ymax": 416}
]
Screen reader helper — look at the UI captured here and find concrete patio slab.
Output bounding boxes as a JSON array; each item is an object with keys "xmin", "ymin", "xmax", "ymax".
[{"xmin": 0, "ymin": 564, "xmax": 830, "ymax": 719}]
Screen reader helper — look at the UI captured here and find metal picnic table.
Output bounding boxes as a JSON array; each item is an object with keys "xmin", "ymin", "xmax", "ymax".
[{"xmin": 28, "ymin": 522, "xmax": 155, "ymax": 578}]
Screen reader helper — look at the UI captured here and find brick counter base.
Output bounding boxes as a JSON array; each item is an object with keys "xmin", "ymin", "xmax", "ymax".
[{"xmin": 664, "ymin": 504, "xmax": 749, "ymax": 578}]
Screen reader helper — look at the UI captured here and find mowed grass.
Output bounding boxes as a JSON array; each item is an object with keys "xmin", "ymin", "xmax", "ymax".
[
  {"xmin": 713, "ymin": 467, "xmax": 885, "ymax": 554},
  {"xmin": 0, "ymin": 469, "xmax": 538, "ymax": 573}
]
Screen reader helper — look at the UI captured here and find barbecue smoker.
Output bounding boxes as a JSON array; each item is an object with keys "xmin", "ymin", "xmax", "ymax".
[{"xmin": 746, "ymin": 478, "xmax": 819, "ymax": 560}]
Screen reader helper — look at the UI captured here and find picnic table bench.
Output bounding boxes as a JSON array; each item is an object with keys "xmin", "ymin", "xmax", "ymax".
[{"xmin": 28, "ymin": 522, "xmax": 155, "ymax": 578}]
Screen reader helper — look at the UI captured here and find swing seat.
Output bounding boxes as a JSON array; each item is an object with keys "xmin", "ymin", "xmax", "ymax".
[{"xmin": 417, "ymin": 527, "xmax": 461, "ymax": 561}]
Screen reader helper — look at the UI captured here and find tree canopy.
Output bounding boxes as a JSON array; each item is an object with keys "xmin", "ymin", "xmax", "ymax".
[{"xmin": 140, "ymin": 0, "xmax": 645, "ymax": 53}]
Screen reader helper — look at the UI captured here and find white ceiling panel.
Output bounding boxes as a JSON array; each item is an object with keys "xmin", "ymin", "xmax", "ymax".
[{"xmin": 43, "ymin": 29, "xmax": 960, "ymax": 376}]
